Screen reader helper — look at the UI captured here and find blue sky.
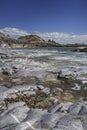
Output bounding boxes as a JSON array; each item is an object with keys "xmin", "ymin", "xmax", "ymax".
[{"xmin": 0, "ymin": 0, "xmax": 87, "ymax": 43}]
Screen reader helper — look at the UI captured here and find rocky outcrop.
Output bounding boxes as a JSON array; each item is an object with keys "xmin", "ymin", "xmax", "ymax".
[
  {"xmin": 0, "ymin": 32, "xmax": 17, "ymax": 47},
  {"xmin": 74, "ymin": 47, "xmax": 87, "ymax": 52},
  {"xmin": 0, "ymin": 32, "xmax": 60, "ymax": 48},
  {"xmin": 0, "ymin": 32, "xmax": 6, "ymax": 37},
  {"xmin": 0, "ymin": 101, "xmax": 87, "ymax": 130}
]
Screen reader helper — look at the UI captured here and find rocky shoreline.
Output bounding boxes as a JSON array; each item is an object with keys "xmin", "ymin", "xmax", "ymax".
[
  {"xmin": 74, "ymin": 47, "xmax": 87, "ymax": 52},
  {"xmin": 1, "ymin": 100, "xmax": 87, "ymax": 130},
  {"xmin": 0, "ymin": 47, "xmax": 87, "ymax": 130},
  {"xmin": 0, "ymin": 32, "xmax": 87, "ymax": 49}
]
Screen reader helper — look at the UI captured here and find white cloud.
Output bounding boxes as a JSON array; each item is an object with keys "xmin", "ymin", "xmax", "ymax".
[
  {"xmin": 36, "ymin": 32, "xmax": 87, "ymax": 44},
  {"xmin": 0, "ymin": 27, "xmax": 87, "ymax": 44},
  {"xmin": 0, "ymin": 27, "xmax": 30, "ymax": 38}
]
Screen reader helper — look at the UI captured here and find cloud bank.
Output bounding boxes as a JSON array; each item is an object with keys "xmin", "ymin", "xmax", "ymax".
[
  {"xmin": 0, "ymin": 27, "xmax": 87, "ymax": 44},
  {"xmin": 0, "ymin": 27, "xmax": 30, "ymax": 38},
  {"xmin": 37, "ymin": 32, "xmax": 87, "ymax": 44}
]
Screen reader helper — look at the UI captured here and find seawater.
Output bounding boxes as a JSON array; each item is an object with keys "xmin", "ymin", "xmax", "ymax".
[
  {"xmin": 10, "ymin": 47, "xmax": 87, "ymax": 101},
  {"xmin": 10, "ymin": 47, "xmax": 87, "ymax": 78}
]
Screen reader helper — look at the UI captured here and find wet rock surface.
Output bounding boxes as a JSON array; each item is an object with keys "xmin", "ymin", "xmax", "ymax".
[
  {"xmin": 74, "ymin": 47, "xmax": 87, "ymax": 52},
  {"xmin": 0, "ymin": 47, "xmax": 87, "ymax": 129},
  {"xmin": 0, "ymin": 101, "xmax": 87, "ymax": 130}
]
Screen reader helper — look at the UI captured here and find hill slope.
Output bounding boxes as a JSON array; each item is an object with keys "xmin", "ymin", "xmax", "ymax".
[
  {"xmin": 0, "ymin": 32, "xmax": 60, "ymax": 48},
  {"xmin": 18, "ymin": 35, "xmax": 45, "ymax": 43}
]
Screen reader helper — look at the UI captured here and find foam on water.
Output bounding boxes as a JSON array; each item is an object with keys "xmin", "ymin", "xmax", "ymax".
[{"xmin": 7, "ymin": 48, "xmax": 87, "ymax": 83}]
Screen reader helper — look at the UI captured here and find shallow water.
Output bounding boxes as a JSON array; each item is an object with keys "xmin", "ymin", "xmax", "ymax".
[
  {"xmin": 10, "ymin": 47, "xmax": 87, "ymax": 80},
  {"xmin": 1, "ymin": 47, "xmax": 87, "ymax": 102}
]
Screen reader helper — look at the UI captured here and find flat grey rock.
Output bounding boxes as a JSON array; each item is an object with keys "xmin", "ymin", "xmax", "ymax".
[
  {"xmin": 69, "ymin": 102, "xmax": 87, "ymax": 115},
  {"xmin": 0, "ymin": 102, "xmax": 29, "ymax": 129},
  {"xmin": 0, "ymin": 101, "xmax": 87, "ymax": 130},
  {"xmin": 48, "ymin": 102, "xmax": 72, "ymax": 113},
  {"xmin": 55, "ymin": 115, "xmax": 84, "ymax": 130}
]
